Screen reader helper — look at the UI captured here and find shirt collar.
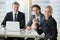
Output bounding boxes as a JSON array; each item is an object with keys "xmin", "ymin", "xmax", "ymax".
[
  {"xmin": 13, "ymin": 11, "xmax": 18, "ymax": 15},
  {"xmin": 35, "ymin": 15, "xmax": 40, "ymax": 18}
]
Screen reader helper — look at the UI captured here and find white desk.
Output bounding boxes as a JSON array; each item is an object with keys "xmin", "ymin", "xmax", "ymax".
[{"xmin": 0, "ymin": 28, "xmax": 40, "ymax": 40}]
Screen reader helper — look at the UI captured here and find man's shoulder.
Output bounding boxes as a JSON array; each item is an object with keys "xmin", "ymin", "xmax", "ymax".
[
  {"xmin": 40, "ymin": 13, "xmax": 45, "ymax": 19},
  {"xmin": 29, "ymin": 15, "xmax": 35, "ymax": 20},
  {"xmin": 6, "ymin": 12, "xmax": 12, "ymax": 15},
  {"xmin": 7, "ymin": 11, "xmax": 12, "ymax": 13},
  {"xmin": 7, "ymin": 11, "xmax": 25, "ymax": 15},
  {"xmin": 40, "ymin": 13, "xmax": 44, "ymax": 16},
  {"xmin": 31, "ymin": 15, "xmax": 35, "ymax": 17},
  {"xmin": 18, "ymin": 11, "xmax": 25, "ymax": 15}
]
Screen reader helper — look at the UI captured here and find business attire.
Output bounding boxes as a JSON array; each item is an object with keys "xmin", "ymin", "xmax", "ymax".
[
  {"xmin": 26, "ymin": 13, "xmax": 45, "ymax": 40},
  {"xmin": 1, "ymin": 11, "xmax": 25, "ymax": 40},
  {"xmin": 1, "ymin": 11, "xmax": 25, "ymax": 29},
  {"xmin": 40, "ymin": 16, "xmax": 58, "ymax": 40}
]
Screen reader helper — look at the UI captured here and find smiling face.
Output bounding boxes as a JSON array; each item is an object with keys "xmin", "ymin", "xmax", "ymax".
[
  {"xmin": 44, "ymin": 6, "xmax": 52, "ymax": 19},
  {"xmin": 32, "ymin": 7, "xmax": 40, "ymax": 16},
  {"xmin": 45, "ymin": 8, "xmax": 51, "ymax": 18},
  {"xmin": 12, "ymin": 4, "xmax": 19, "ymax": 13},
  {"xmin": 12, "ymin": 2, "xmax": 20, "ymax": 13}
]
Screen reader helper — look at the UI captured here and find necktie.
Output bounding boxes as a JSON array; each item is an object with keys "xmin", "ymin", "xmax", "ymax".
[
  {"xmin": 37, "ymin": 18, "xmax": 39, "ymax": 22},
  {"xmin": 37, "ymin": 18, "xmax": 40, "ymax": 25},
  {"xmin": 15, "ymin": 14, "xmax": 17, "ymax": 21}
]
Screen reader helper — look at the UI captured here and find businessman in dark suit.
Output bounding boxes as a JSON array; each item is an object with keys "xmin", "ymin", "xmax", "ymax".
[
  {"xmin": 26, "ymin": 5, "xmax": 45, "ymax": 40},
  {"xmin": 40, "ymin": 6, "xmax": 58, "ymax": 40},
  {"xmin": 1, "ymin": 2, "xmax": 25, "ymax": 40},
  {"xmin": 1, "ymin": 11, "xmax": 25, "ymax": 29}
]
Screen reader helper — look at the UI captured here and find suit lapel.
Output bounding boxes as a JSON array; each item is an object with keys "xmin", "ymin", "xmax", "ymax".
[
  {"xmin": 10, "ymin": 12, "xmax": 13, "ymax": 21},
  {"xmin": 17, "ymin": 11, "xmax": 20, "ymax": 21},
  {"xmin": 40, "ymin": 14, "xmax": 42, "ymax": 24}
]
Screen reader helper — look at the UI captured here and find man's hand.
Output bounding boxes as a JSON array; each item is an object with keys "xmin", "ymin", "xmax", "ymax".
[
  {"xmin": 32, "ymin": 18, "xmax": 37, "ymax": 24},
  {"xmin": 26, "ymin": 26, "xmax": 31, "ymax": 30},
  {"xmin": 32, "ymin": 18, "xmax": 38, "ymax": 30}
]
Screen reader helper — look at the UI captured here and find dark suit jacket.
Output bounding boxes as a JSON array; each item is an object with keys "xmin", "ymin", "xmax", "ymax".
[
  {"xmin": 27, "ymin": 13, "xmax": 45, "ymax": 35},
  {"xmin": 1, "ymin": 11, "xmax": 25, "ymax": 29},
  {"xmin": 40, "ymin": 16, "xmax": 58, "ymax": 40}
]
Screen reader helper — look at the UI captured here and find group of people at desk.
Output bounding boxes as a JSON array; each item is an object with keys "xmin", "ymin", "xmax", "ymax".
[{"xmin": 1, "ymin": 1, "xmax": 58, "ymax": 40}]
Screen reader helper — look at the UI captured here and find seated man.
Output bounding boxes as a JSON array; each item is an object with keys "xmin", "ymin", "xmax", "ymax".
[
  {"xmin": 26, "ymin": 5, "xmax": 45, "ymax": 40},
  {"xmin": 1, "ymin": 2, "xmax": 25, "ymax": 40}
]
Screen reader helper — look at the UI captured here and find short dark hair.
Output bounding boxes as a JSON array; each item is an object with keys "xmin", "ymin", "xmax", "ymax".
[
  {"xmin": 32, "ymin": 4, "xmax": 41, "ymax": 10},
  {"xmin": 12, "ymin": 2, "xmax": 20, "ymax": 6}
]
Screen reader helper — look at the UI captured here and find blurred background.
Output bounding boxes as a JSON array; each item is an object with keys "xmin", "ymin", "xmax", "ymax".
[{"xmin": 0, "ymin": 0, "xmax": 60, "ymax": 40}]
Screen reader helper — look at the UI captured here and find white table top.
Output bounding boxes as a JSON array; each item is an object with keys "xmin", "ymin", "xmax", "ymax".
[{"xmin": 0, "ymin": 28, "xmax": 40, "ymax": 38}]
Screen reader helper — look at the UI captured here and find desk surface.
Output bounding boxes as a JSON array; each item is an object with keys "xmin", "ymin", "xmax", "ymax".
[{"xmin": 0, "ymin": 28, "xmax": 40, "ymax": 38}]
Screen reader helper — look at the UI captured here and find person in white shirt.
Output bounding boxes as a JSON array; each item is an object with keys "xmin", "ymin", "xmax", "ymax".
[{"xmin": 1, "ymin": 2, "xmax": 25, "ymax": 40}]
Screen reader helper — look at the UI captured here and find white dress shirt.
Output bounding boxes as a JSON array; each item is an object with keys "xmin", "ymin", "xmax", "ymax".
[
  {"xmin": 35, "ymin": 15, "xmax": 40, "ymax": 25},
  {"xmin": 13, "ymin": 12, "xmax": 18, "ymax": 21}
]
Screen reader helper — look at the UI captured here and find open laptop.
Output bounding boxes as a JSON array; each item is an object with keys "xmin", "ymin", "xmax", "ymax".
[{"xmin": 6, "ymin": 21, "xmax": 20, "ymax": 32}]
